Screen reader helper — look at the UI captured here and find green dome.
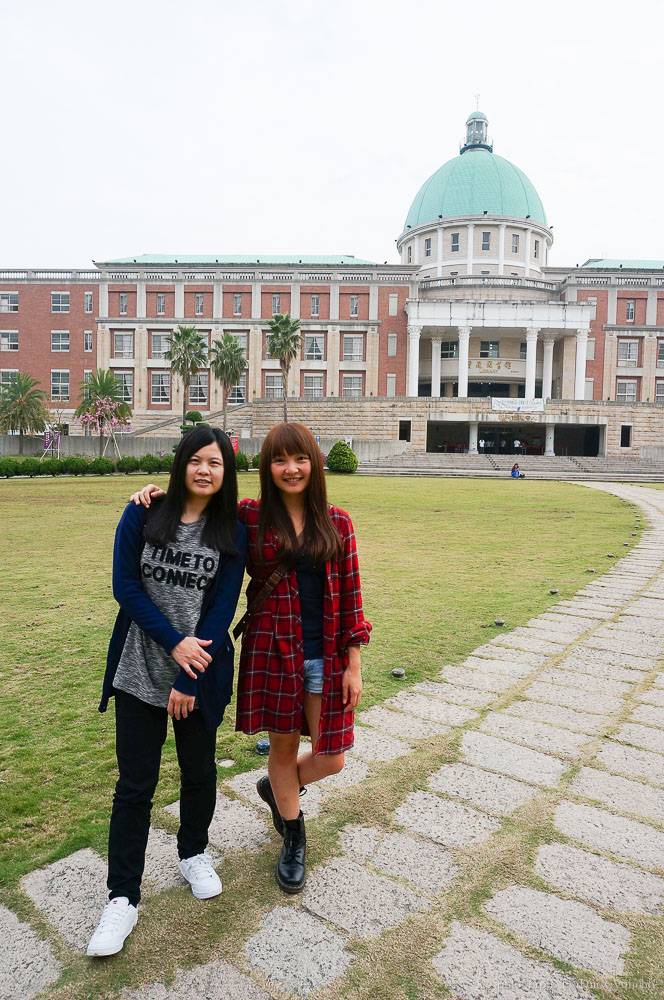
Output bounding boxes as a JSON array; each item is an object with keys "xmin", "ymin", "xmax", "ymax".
[{"xmin": 404, "ymin": 148, "xmax": 547, "ymax": 229}]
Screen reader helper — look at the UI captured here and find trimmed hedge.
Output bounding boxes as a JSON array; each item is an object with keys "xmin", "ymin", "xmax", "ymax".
[
  {"xmin": 251, "ymin": 453, "xmax": 260, "ymax": 469},
  {"xmin": 0, "ymin": 457, "xmax": 19, "ymax": 478},
  {"xmin": 63, "ymin": 456, "xmax": 90, "ymax": 476},
  {"xmin": 185, "ymin": 410, "xmax": 203, "ymax": 424},
  {"xmin": 116, "ymin": 456, "xmax": 140, "ymax": 474},
  {"xmin": 0, "ymin": 452, "xmax": 174, "ymax": 478},
  {"xmin": 88, "ymin": 457, "xmax": 115, "ymax": 475},
  {"xmin": 138, "ymin": 453, "xmax": 162, "ymax": 474},
  {"xmin": 326, "ymin": 441, "xmax": 358, "ymax": 473},
  {"xmin": 235, "ymin": 450, "xmax": 249, "ymax": 472},
  {"xmin": 159, "ymin": 454, "xmax": 174, "ymax": 473}
]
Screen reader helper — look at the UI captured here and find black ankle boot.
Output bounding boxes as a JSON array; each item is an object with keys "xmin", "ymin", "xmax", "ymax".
[
  {"xmin": 276, "ymin": 812, "xmax": 306, "ymax": 894},
  {"xmin": 256, "ymin": 775, "xmax": 285, "ymax": 837}
]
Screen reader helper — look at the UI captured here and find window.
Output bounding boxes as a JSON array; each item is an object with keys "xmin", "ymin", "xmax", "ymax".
[
  {"xmin": 272, "ymin": 294, "xmax": 281, "ymax": 315},
  {"xmin": 388, "ymin": 333, "xmax": 397, "ymax": 357},
  {"xmin": 305, "ymin": 334, "xmax": 324, "ymax": 360},
  {"xmin": 480, "ymin": 341, "xmax": 499, "ymax": 358},
  {"xmin": 51, "ymin": 370, "xmax": 69, "ymax": 401},
  {"xmin": 84, "ymin": 291, "xmax": 93, "ymax": 313},
  {"xmin": 113, "ymin": 332, "xmax": 134, "ymax": 358},
  {"xmin": 441, "ymin": 341, "xmax": 458, "ymax": 359},
  {"xmin": 451, "ymin": 233, "xmax": 459, "ymax": 252},
  {"xmin": 0, "ymin": 331, "xmax": 18, "ymax": 351},
  {"xmin": 343, "ymin": 334, "xmax": 363, "ymax": 361},
  {"xmin": 81, "ymin": 330, "xmax": 92, "ymax": 352},
  {"xmin": 310, "ymin": 294, "xmax": 320, "ymax": 317},
  {"xmin": 119, "ymin": 293, "xmax": 128, "ymax": 315},
  {"xmin": 482, "ymin": 232, "xmax": 490, "ymax": 251},
  {"xmin": 512, "ymin": 234, "xmax": 519, "ymax": 253},
  {"xmin": 0, "ymin": 292, "xmax": 18, "ymax": 313},
  {"xmin": 83, "ymin": 369, "xmax": 92, "ymax": 399},
  {"xmin": 51, "ymin": 292, "xmax": 70, "ymax": 313},
  {"xmin": 656, "ymin": 381, "xmax": 664, "ymax": 403},
  {"xmin": 156, "ymin": 293, "xmax": 166, "ymax": 316},
  {"xmin": 616, "ymin": 380, "xmax": 637, "ymax": 403},
  {"xmin": 51, "ymin": 331, "xmax": 70, "ymax": 352},
  {"xmin": 584, "ymin": 378, "xmax": 594, "ymax": 401},
  {"xmin": 114, "ymin": 371, "xmax": 133, "ymax": 404},
  {"xmin": 151, "ymin": 332, "xmax": 169, "ymax": 358},
  {"xmin": 349, "ymin": 295, "xmax": 359, "ymax": 317},
  {"xmin": 342, "ymin": 374, "xmax": 362, "ymax": 398},
  {"xmin": 424, "ymin": 237, "xmax": 432, "ymax": 258},
  {"xmin": 194, "ymin": 293, "xmax": 204, "ymax": 316},
  {"xmin": 534, "ymin": 239, "xmax": 539, "ymax": 259},
  {"xmin": 407, "ymin": 246, "xmax": 412, "ymax": 263},
  {"xmin": 626, "ymin": 299, "xmax": 635, "ymax": 322},
  {"xmin": 189, "ymin": 373, "xmax": 208, "ymax": 406},
  {"xmin": 388, "ymin": 293, "xmax": 398, "ymax": 316},
  {"xmin": 621, "ymin": 424, "xmax": 632, "ymax": 447},
  {"xmin": 618, "ymin": 340, "xmax": 638, "ymax": 367},
  {"xmin": 398, "ymin": 419, "xmax": 411, "ymax": 442},
  {"xmin": 587, "ymin": 338, "xmax": 595, "ymax": 361},
  {"xmin": 265, "ymin": 374, "xmax": 283, "ymax": 399},
  {"xmin": 303, "ymin": 373, "xmax": 324, "ymax": 399},
  {"xmin": 265, "ymin": 332, "xmax": 274, "ymax": 357},
  {"xmin": 1, "ymin": 370, "xmax": 18, "ymax": 392},
  {"xmin": 658, "ymin": 341, "xmax": 664, "ymax": 367},
  {"xmin": 151, "ymin": 372, "xmax": 170, "ymax": 404},
  {"xmin": 520, "ymin": 342, "xmax": 527, "ymax": 360},
  {"xmin": 232, "ymin": 332, "xmax": 247, "ymax": 358},
  {"xmin": 386, "ymin": 373, "xmax": 396, "ymax": 397},
  {"xmin": 233, "ymin": 293, "xmax": 242, "ymax": 316},
  {"xmin": 229, "ymin": 373, "xmax": 246, "ymax": 404}
]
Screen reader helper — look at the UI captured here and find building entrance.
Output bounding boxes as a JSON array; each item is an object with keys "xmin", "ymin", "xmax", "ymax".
[{"xmin": 478, "ymin": 425, "xmax": 545, "ymax": 455}]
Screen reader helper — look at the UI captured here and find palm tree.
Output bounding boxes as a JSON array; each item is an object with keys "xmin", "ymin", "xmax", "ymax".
[
  {"xmin": 209, "ymin": 332, "xmax": 248, "ymax": 431},
  {"xmin": 0, "ymin": 372, "xmax": 49, "ymax": 455},
  {"xmin": 74, "ymin": 369, "xmax": 132, "ymax": 457},
  {"xmin": 164, "ymin": 325, "xmax": 209, "ymax": 426},
  {"xmin": 266, "ymin": 313, "xmax": 302, "ymax": 422}
]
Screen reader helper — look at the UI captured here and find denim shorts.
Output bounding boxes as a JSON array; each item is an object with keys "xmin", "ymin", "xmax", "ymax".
[{"xmin": 303, "ymin": 657, "xmax": 325, "ymax": 695}]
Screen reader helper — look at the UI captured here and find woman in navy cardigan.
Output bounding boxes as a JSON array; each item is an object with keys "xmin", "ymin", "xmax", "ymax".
[{"xmin": 88, "ymin": 426, "xmax": 246, "ymax": 957}]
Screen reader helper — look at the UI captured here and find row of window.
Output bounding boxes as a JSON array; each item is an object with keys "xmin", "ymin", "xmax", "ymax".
[
  {"xmin": 106, "ymin": 331, "xmax": 379, "ymax": 362},
  {"xmin": 412, "ymin": 233, "xmax": 540, "ymax": 262},
  {"xmin": 0, "ymin": 330, "xmax": 94, "ymax": 352},
  {"xmin": 0, "ymin": 292, "xmax": 95, "ymax": 314}
]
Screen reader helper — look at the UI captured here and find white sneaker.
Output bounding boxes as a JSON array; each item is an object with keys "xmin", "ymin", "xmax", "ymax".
[
  {"xmin": 86, "ymin": 897, "xmax": 138, "ymax": 956},
  {"xmin": 179, "ymin": 853, "xmax": 222, "ymax": 899}
]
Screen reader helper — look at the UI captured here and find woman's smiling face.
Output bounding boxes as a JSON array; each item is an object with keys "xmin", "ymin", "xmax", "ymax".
[
  {"xmin": 270, "ymin": 451, "xmax": 312, "ymax": 497},
  {"xmin": 185, "ymin": 442, "xmax": 225, "ymax": 499}
]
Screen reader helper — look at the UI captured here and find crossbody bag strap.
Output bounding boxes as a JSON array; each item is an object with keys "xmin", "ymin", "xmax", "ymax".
[{"xmin": 232, "ymin": 564, "xmax": 289, "ymax": 640}]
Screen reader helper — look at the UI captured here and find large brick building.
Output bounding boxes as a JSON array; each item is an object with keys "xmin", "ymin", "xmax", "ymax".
[{"xmin": 2, "ymin": 111, "xmax": 664, "ymax": 457}]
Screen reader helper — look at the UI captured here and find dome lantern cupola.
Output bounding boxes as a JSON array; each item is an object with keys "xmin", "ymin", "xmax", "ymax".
[{"xmin": 461, "ymin": 111, "xmax": 492, "ymax": 153}]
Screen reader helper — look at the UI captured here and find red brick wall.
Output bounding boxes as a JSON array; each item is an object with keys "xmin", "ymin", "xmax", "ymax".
[
  {"xmin": 300, "ymin": 286, "xmax": 330, "ymax": 320},
  {"xmin": 377, "ymin": 285, "xmax": 409, "ymax": 395},
  {"xmin": 261, "ymin": 287, "xmax": 291, "ymax": 319},
  {"xmin": 146, "ymin": 286, "xmax": 175, "ymax": 317},
  {"xmin": 578, "ymin": 289, "xmax": 606, "ymax": 400},
  {"xmin": 184, "ymin": 286, "xmax": 213, "ymax": 319},
  {"xmin": 222, "ymin": 286, "xmax": 251, "ymax": 319}
]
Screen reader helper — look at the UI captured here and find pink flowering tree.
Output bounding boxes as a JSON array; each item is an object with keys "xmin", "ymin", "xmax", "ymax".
[{"xmin": 74, "ymin": 369, "xmax": 132, "ymax": 457}]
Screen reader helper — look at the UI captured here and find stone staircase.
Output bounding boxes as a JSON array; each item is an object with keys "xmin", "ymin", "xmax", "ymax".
[{"xmin": 357, "ymin": 452, "xmax": 664, "ymax": 481}]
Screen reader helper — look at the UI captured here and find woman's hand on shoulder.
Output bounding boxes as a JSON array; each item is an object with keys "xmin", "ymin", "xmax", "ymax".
[{"xmin": 130, "ymin": 483, "xmax": 165, "ymax": 506}]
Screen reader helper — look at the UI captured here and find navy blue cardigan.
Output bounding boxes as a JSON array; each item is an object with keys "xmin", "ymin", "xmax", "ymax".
[{"xmin": 100, "ymin": 502, "xmax": 247, "ymax": 731}]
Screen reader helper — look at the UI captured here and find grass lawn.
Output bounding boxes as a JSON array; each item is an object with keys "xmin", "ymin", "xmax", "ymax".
[{"xmin": 1, "ymin": 474, "xmax": 654, "ymax": 1000}]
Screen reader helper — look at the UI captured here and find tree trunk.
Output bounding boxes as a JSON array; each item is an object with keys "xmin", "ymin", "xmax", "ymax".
[
  {"xmin": 99, "ymin": 423, "xmax": 105, "ymax": 458},
  {"xmin": 281, "ymin": 363, "xmax": 288, "ymax": 423},
  {"xmin": 222, "ymin": 389, "xmax": 227, "ymax": 432},
  {"xmin": 18, "ymin": 433, "xmax": 24, "ymax": 456},
  {"xmin": 182, "ymin": 377, "xmax": 188, "ymax": 427}
]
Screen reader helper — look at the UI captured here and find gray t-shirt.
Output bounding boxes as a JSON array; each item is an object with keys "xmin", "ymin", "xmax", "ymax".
[{"xmin": 113, "ymin": 518, "xmax": 219, "ymax": 708}]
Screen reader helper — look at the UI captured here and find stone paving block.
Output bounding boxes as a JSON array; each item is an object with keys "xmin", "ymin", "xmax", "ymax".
[
  {"xmin": 616, "ymin": 722, "xmax": 664, "ymax": 756},
  {"xmin": 21, "ymin": 848, "xmax": 107, "ymax": 951},
  {"xmin": 432, "ymin": 921, "xmax": 594, "ymax": 1000},
  {"xmin": 462, "ymin": 656, "xmax": 533, "ymax": 679},
  {"xmin": 142, "ymin": 826, "xmax": 191, "ymax": 893},
  {"xmin": 607, "ymin": 618, "xmax": 664, "ymax": 638},
  {"xmin": 555, "ymin": 801, "xmax": 664, "ymax": 868},
  {"xmin": 428, "ymin": 762, "xmax": 537, "ymax": 816},
  {"xmin": 439, "ymin": 665, "xmax": 514, "ymax": 693},
  {"xmin": 555, "ymin": 657, "xmax": 645, "ymax": 685},
  {"xmin": 0, "ymin": 904, "xmax": 61, "ymax": 1000},
  {"xmin": 491, "ymin": 632, "xmax": 566, "ymax": 655},
  {"xmin": 479, "ymin": 712, "xmax": 589, "ymax": 758},
  {"xmin": 484, "ymin": 885, "xmax": 629, "ymax": 975},
  {"xmin": 358, "ymin": 705, "xmax": 450, "ymax": 740},
  {"xmin": 626, "ymin": 599, "xmax": 664, "ymax": 619},
  {"xmin": 318, "ymin": 754, "xmax": 369, "ymax": 791},
  {"xmin": 525, "ymin": 680, "xmax": 623, "ymax": 716},
  {"xmin": 632, "ymin": 703, "xmax": 664, "ymax": 728},
  {"xmin": 349, "ymin": 724, "xmax": 413, "ymax": 763},
  {"xmin": 411, "ymin": 679, "xmax": 494, "ymax": 708},
  {"xmin": 503, "ymin": 699, "xmax": 607, "ymax": 735},
  {"xmin": 571, "ymin": 766, "xmax": 664, "ymax": 824},
  {"xmin": 596, "ymin": 741, "xmax": 664, "ymax": 787},
  {"xmin": 244, "ymin": 906, "xmax": 351, "ymax": 997},
  {"xmin": 538, "ymin": 667, "xmax": 633, "ymax": 696},
  {"xmin": 637, "ymin": 687, "xmax": 664, "ymax": 708},
  {"xmin": 395, "ymin": 790, "xmax": 501, "ymax": 846},
  {"xmin": 536, "ymin": 842, "xmax": 664, "ymax": 915},
  {"xmin": 166, "ymin": 792, "xmax": 269, "ymax": 853},
  {"xmin": 303, "ymin": 857, "xmax": 428, "ymax": 936},
  {"xmin": 226, "ymin": 768, "xmax": 324, "ymax": 819},
  {"xmin": 655, "ymin": 673, "xmax": 664, "ymax": 688},
  {"xmin": 472, "ymin": 643, "xmax": 549, "ymax": 666},
  {"xmin": 461, "ymin": 730, "xmax": 566, "ymax": 787},
  {"xmin": 579, "ymin": 637, "xmax": 658, "ymax": 664},
  {"xmin": 384, "ymin": 691, "xmax": 476, "ymax": 726},
  {"xmin": 554, "ymin": 602, "xmax": 616, "ymax": 618},
  {"xmin": 339, "ymin": 823, "xmax": 383, "ymax": 861},
  {"xmin": 121, "ymin": 958, "xmax": 270, "ymax": 1000},
  {"xmin": 340, "ymin": 825, "xmax": 459, "ymax": 894}
]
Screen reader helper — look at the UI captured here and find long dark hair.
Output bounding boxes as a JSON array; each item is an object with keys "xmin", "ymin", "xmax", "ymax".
[
  {"xmin": 257, "ymin": 422, "xmax": 342, "ymax": 565},
  {"xmin": 145, "ymin": 426, "xmax": 238, "ymax": 555}
]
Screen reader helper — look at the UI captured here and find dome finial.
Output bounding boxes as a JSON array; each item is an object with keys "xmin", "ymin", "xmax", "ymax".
[{"xmin": 461, "ymin": 109, "xmax": 492, "ymax": 154}]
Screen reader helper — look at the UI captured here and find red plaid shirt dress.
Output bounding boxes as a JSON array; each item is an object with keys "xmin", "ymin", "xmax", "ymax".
[{"xmin": 235, "ymin": 498, "xmax": 372, "ymax": 754}]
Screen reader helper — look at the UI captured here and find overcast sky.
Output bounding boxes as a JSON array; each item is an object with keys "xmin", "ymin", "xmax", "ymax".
[{"xmin": 2, "ymin": 0, "xmax": 663, "ymax": 270}]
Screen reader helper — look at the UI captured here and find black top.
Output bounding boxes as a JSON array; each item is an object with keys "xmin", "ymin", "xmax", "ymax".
[{"xmin": 295, "ymin": 549, "xmax": 325, "ymax": 659}]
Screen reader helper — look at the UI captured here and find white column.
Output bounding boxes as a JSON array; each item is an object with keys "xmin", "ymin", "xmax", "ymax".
[
  {"xmin": 545, "ymin": 424, "xmax": 555, "ymax": 456},
  {"xmin": 469, "ymin": 421, "xmax": 478, "ymax": 453},
  {"xmin": 437, "ymin": 229, "xmax": 444, "ymax": 277},
  {"xmin": 457, "ymin": 326, "xmax": 470, "ymax": 398},
  {"xmin": 525, "ymin": 327, "xmax": 539, "ymax": 399},
  {"xmin": 542, "ymin": 334, "xmax": 555, "ymax": 400},
  {"xmin": 524, "ymin": 229, "xmax": 531, "ymax": 277},
  {"xmin": 466, "ymin": 223, "xmax": 475, "ymax": 275},
  {"xmin": 174, "ymin": 279, "xmax": 184, "ymax": 319},
  {"xmin": 574, "ymin": 330, "xmax": 588, "ymax": 400},
  {"xmin": 498, "ymin": 223, "xmax": 506, "ymax": 275},
  {"xmin": 407, "ymin": 325, "xmax": 421, "ymax": 397},
  {"xmin": 431, "ymin": 337, "xmax": 441, "ymax": 398}
]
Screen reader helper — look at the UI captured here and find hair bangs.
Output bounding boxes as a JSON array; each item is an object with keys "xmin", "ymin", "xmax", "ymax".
[{"xmin": 263, "ymin": 421, "xmax": 317, "ymax": 462}]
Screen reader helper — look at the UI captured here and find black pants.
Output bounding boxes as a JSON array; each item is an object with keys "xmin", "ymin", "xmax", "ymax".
[{"xmin": 108, "ymin": 689, "xmax": 217, "ymax": 906}]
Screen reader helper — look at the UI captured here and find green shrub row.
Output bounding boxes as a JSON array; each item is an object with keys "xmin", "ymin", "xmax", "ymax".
[{"xmin": 0, "ymin": 454, "xmax": 175, "ymax": 478}]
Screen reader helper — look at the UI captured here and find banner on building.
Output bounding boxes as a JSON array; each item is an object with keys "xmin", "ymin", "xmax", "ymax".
[{"xmin": 491, "ymin": 398, "xmax": 546, "ymax": 413}]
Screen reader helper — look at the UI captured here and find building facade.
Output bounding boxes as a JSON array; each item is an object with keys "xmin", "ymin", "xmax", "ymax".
[{"xmin": 2, "ymin": 112, "xmax": 664, "ymax": 457}]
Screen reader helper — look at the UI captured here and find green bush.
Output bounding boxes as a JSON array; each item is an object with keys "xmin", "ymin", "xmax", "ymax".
[
  {"xmin": 235, "ymin": 450, "xmax": 249, "ymax": 472},
  {"xmin": 185, "ymin": 410, "xmax": 203, "ymax": 424},
  {"xmin": 159, "ymin": 454, "xmax": 174, "ymax": 473},
  {"xmin": 326, "ymin": 441, "xmax": 358, "ymax": 473},
  {"xmin": 87, "ymin": 457, "xmax": 115, "ymax": 475},
  {"xmin": 0, "ymin": 457, "xmax": 18, "ymax": 478},
  {"xmin": 251, "ymin": 453, "xmax": 260, "ymax": 469},
  {"xmin": 40, "ymin": 458, "xmax": 66, "ymax": 477},
  {"xmin": 116, "ymin": 456, "xmax": 140, "ymax": 474},
  {"xmin": 139, "ymin": 453, "xmax": 162, "ymax": 474},
  {"xmin": 20, "ymin": 458, "xmax": 42, "ymax": 477},
  {"xmin": 63, "ymin": 456, "xmax": 90, "ymax": 476}
]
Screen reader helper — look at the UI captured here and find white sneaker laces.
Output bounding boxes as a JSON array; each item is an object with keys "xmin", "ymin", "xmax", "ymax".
[
  {"xmin": 184, "ymin": 854, "xmax": 214, "ymax": 878},
  {"xmin": 97, "ymin": 901, "xmax": 129, "ymax": 933}
]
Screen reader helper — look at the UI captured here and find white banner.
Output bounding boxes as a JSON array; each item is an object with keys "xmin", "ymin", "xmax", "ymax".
[{"xmin": 491, "ymin": 398, "xmax": 546, "ymax": 413}]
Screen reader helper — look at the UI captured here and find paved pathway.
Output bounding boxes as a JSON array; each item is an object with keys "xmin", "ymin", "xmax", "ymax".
[{"xmin": 5, "ymin": 483, "xmax": 664, "ymax": 1000}]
